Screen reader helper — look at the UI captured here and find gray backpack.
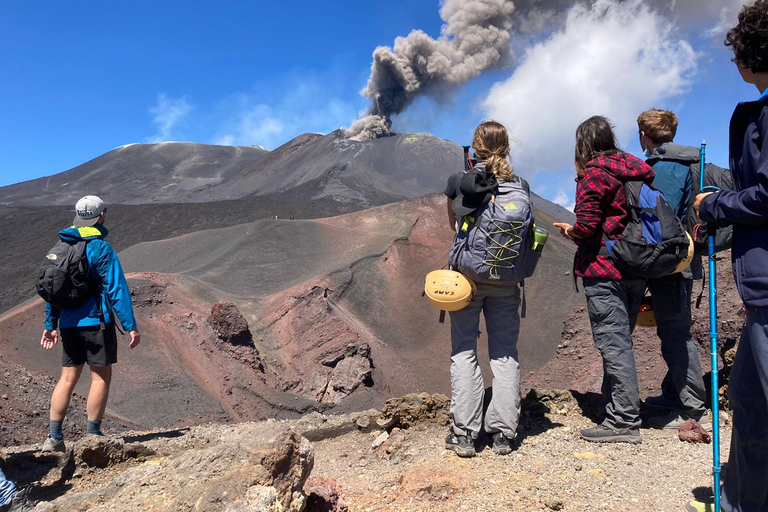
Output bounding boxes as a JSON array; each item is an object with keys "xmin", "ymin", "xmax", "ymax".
[{"xmin": 449, "ymin": 177, "xmax": 540, "ymax": 284}]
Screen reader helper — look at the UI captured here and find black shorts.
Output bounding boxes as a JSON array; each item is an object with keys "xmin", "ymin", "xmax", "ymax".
[{"xmin": 60, "ymin": 324, "xmax": 118, "ymax": 367}]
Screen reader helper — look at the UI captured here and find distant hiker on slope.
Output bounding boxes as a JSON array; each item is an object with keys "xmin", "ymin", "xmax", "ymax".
[
  {"xmin": 688, "ymin": 2, "xmax": 768, "ymax": 509},
  {"xmin": 38, "ymin": 195, "xmax": 140, "ymax": 452},
  {"xmin": 554, "ymin": 116, "xmax": 655, "ymax": 444},
  {"xmin": 636, "ymin": 109, "xmax": 710, "ymax": 430},
  {"xmin": 443, "ymin": 120, "xmax": 541, "ymax": 457}
]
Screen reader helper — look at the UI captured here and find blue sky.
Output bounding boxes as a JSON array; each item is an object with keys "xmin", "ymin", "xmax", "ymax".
[{"xmin": 0, "ymin": 0, "xmax": 753, "ymax": 205}]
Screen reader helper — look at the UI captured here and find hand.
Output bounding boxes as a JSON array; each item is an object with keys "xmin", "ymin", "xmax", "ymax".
[
  {"xmin": 554, "ymin": 222, "xmax": 577, "ymax": 241},
  {"xmin": 41, "ymin": 329, "xmax": 58, "ymax": 350},
  {"xmin": 694, "ymin": 192, "xmax": 715, "ymax": 213},
  {"xmin": 129, "ymin": 330, "xmax": 141, "ymax": 348}
]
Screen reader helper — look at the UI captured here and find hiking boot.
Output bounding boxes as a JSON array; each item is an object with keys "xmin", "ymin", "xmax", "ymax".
[
  {"xmin": 41, "ymin": 436, "xmax": 66, "ymax": 453},
  {"xmin": 0, "ymin": 486, "xmax": 36, "ymax": 512},
  {"xmin": 580, "ymin": 424, "xmax": 641, "ymax": 444},
  {"xmin": 647, "ymin": 410, "xmax": 713, "ymax": 431},
  {"xmin": 684, "ymin": 499, "xmax": 719, "ymax": 512},
  {"xmin": 644, "ymin": 394, "xmax": 677, "ymax": 410},
  {"xmin": 492, "ymin": 432, "xmax": 515, "ymax": 455},
  {"xmin": 445, "ymin": 432, "xmax": 475, "ymax": 458}
]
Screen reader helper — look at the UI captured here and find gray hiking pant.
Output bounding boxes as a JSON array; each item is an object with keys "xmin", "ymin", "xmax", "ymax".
[
  {"xmin": 722, "ymin": 307, "xmax": 768, "ymax": 511},
  {"xmin": 648, "ymin": 273, "xmax": 707, "ymax": 416},
  {"xmin": 583, "ymin": 278, "xmax": 645, "ymax": 431},
  {"xmin": 449, "ymin": 282, "xmax": 521, "ymax": 439}
]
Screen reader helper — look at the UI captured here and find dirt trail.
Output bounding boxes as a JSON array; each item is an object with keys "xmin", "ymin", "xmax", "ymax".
[{"xmin": 310, "ymin": 410, "xmax": 730, "ymax": 511}]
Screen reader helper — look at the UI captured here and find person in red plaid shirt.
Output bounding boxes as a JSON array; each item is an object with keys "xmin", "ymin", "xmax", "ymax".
[{"xmin": 554, "ymin": 115, "xmax": 655, "ymax": 443}]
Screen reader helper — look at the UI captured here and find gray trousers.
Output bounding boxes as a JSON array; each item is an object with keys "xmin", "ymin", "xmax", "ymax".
[
  {"xmin": 722, "ymin": 307, "xmax": 768, "ymax": 512},
  {"xmin": 449, "ymin": 282, "xmax": 521, "ymax": 439},
  {"xmin": 583, "ymin": 278, "xmax": 645, "ymax": 431},
  {"xmin": 648, "ymin": 273, "xmax": 707, "ymax": 416}
]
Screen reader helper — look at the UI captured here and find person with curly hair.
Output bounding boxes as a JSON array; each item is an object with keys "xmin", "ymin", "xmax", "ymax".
[{"xmin": 689, "ymin": 1, "xmax": 768, "ymax": 510}]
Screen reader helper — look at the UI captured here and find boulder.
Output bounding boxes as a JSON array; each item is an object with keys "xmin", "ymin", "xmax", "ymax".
[{"xmin": 207, "ymin": 301, "xmax": 253, "ymax": 346}]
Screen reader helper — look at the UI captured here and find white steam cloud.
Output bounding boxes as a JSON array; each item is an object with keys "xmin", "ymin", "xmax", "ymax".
[
  {"xmin": 483, "ymin": 0, "xmax": 697, "ymax": 182},
  {"xmin": 346, "ymin": 0, "xmax": 516, "ymax": 141},
  {"xmin": 147, "ymin": 93, "xmax": 192, "ymax": 143}
]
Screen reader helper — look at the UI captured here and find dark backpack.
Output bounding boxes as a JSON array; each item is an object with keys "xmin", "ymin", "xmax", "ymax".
[
  {"xmin": 36, "ymin": 240, "xmax": 100, "ymax": 308},
  {"xmin": 684, "ymin": 162, "xmax": 733, "ymax": 256},
  {"xmin": 449, "ymin": 177, "xmax": 540, "ymax": 284},
  {"xmin": 605, "ymin": 181, "xmax": 689, "ymax": 279}
]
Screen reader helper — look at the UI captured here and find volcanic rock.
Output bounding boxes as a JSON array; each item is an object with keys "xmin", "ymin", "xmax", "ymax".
[
  {"xmin": 379, "ymin": 393, "xmax": 450, "ymax": 429},
  {"xmin": 678, "ymin": 418, "xmax": 711, "ymax": 444},
  {"xmin": 207, "ymin": 301, "xmax": 253, "ymax": 346},
  {"xmin": 304, "ymin": 476, "xmax": 348, "ymax": 512},
  {"xmin": 34, "ymin": 422, "xmax": 313, "ymax": 512}
]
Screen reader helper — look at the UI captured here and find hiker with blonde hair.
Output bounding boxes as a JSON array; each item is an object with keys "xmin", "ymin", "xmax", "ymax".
[{"xmin": 442, "ymin": 120, "xmax": 539, "ymax": 457}]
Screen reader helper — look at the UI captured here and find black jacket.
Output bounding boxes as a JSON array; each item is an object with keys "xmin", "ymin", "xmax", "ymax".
[{"xmin": 700, "ymin": 95, "xmax": 768, "ymax": 308}]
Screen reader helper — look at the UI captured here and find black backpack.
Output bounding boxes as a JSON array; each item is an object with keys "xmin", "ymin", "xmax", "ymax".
[
  {"xmin": 36, "ymin": 240, "xmax": 100, "ymax": 309},
  {"xmin": 604, "ymin": 180, "xmax": 690, "ymax": 279},
  {"xmin": 684, "ymin": 162, "xmax": 733, "ymax": 256}
]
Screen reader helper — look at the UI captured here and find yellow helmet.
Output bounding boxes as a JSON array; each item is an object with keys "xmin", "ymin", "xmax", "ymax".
[
  {"xmin": 671, "ymin": 231, "xmax": 695, "ymax": 274},
  {"xmin": 637, "ymin": 294, "xmax": 656, "ymax": 328},
  {"xmin": 424, "ymin": 270, "xmax": 476, "ymax": 312}
]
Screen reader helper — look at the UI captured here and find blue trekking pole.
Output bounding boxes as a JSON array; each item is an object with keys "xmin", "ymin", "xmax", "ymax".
[{"xmin": 701, "ymin": 141, "xmax": 721, "ymax": 510}]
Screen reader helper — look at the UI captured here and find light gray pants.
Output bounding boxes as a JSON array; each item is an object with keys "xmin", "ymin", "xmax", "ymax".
[
  {"xmin": 583, "ymin": 278, "xmax": 645, "ymax": 431},
  {"xmin": 449, "ymin": 282, "xmax": 521, "ymax": 439}
]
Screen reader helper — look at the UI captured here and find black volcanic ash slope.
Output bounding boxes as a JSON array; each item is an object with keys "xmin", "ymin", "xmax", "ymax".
[
  {"xmin": 0, "ymin": 143, "xmax": 269, "ymax": 206},
  {"xmin": 0, "ymin": 131, "xmax": 463, "ymax": 207}
]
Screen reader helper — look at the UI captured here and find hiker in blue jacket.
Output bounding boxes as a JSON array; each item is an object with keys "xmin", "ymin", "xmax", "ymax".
[
  {"xmin": 689, "ymin": 1, "xmax": 768, "ymax": 509},
  {"xmin": 0, "ymin": 468, "xmax": 34, "ymax": 512},
  {"xmin": 636, "ymin": 109, "xmax": 709, "ymax": 430},
  {"xmin": 39, "ymin": 195, "xmax": 140, "ymax": 453}
]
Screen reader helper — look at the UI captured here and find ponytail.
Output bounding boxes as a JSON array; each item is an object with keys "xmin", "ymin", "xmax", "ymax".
[{"xmin": 472, "ymin": 121, "xmax": 515, "ymax": 182}]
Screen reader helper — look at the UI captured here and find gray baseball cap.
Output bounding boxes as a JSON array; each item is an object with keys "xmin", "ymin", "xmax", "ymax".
[{"xmin": 73, "ymin": 195, "xmax": 106, "ymax": 227}]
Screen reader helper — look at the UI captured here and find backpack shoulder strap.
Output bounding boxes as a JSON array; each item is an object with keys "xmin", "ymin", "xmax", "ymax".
[{"xmin": 519, "ymin": 177, "xmax": 530, "ymax": 196}]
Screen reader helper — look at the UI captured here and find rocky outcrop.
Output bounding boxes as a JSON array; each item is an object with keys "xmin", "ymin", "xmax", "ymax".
[
  {"xmin": 34, "ymin": 422, "xmax": 313, "ymax": 512},
  {"xmin": 379, "ymin": 392, "xmax": 450, "ymax": 429},
  {"xmin": 208, "ymin": 301, "xmax": 253, "ymax": 346}
]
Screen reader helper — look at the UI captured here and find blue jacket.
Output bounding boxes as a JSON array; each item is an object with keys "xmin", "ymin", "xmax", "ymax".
[
  {"xmin": 700, "ymin": 95, "xmax": 768, "ymax": 308},
  {"xmin": 44, "ymin": 225, "xmax": 137, "ymax": 331}
]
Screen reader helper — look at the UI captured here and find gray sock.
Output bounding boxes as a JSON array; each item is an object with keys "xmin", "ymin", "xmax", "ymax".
[
  {"xmin": 86, "ymin": 420, "xmax": 102, "ymax": 436},
  {"xmin": 49, "ymin": 420, "xmax": 63, "ymax": 440}
]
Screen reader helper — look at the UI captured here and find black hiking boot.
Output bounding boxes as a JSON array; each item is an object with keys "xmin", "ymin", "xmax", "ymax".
[
  {"xmin": 445, "ymin": 432, "xmax": 475, "ymax": 458},
  {"xmin": 492, "ymin": 432, "xmax": 515, "ymax": 455},
  {"xmin": 0, "ymin": 486, "xmax": 36, "ymax": 512},
  {"xmin": 580, "ymin": 424, "xmax": 641, "ymax": 444}
]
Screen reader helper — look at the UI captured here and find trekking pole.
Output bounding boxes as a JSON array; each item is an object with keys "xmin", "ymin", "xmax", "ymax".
[{"xmin": 701, "ymin": 141, "xmax": 721, "ymax": 510}]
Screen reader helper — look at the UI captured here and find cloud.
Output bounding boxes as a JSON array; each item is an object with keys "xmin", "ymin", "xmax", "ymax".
[
  {"xmin": 553, "ymin": 189, "xmax": 575, "ymax": 212},
  {"xmin": 483, "ymin": 0, "xmax": 697, "ymax": 187},
  {"xmin": 706, "ymin": 0, "xmax": 749, "ymax": 39},
  {"xmin": 147, "ymin": 93, "xmax": 192, "ymax": 143},
  {"xmin": 212, "ymin": 78, "xmax": 359, "ymax": 149}
]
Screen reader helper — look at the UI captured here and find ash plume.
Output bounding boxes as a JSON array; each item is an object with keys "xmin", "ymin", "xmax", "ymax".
[{"xmin": 346, "ymin": 0, "xmax": 516, "ymax": 141}]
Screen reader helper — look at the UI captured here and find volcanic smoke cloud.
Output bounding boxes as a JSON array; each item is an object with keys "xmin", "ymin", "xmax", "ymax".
[{"xmin": 346, "ymin": 0, "xmax": 516, "ymax": 141}]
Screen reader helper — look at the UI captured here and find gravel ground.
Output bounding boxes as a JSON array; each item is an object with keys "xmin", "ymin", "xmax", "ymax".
[{"xmin": 311, "ymin": 411, "xmax": 730, "ymax": 512}]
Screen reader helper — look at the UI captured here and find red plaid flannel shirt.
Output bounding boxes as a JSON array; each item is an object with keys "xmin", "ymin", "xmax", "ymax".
[{"xmin": 571, "ymin": 153, "xmax": 655, "ymax": 280}]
